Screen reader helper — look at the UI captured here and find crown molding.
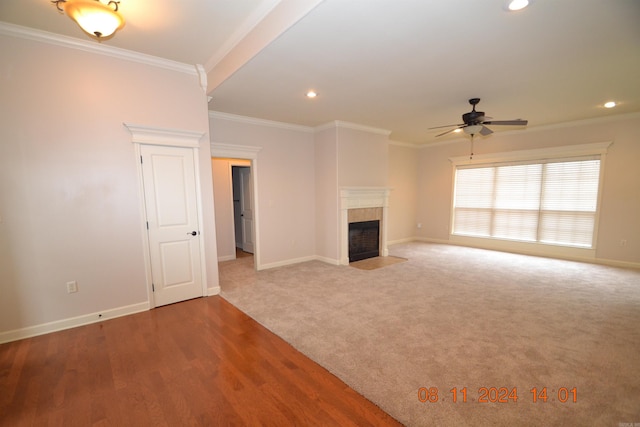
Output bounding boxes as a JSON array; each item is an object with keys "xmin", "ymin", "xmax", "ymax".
[
  {"xmin": 204, "ymin": 0, "xmax": 324, "ymax": 92},
  {"xmin": 209, "ymin": 109, "xmax": 640, "ymax": 145},
  {"xmin": 208, "ymin": 111, "xmax": 395, "ymax": 137},
  {"xmin": 124, "ymin": 123, "xmax": 205, "ymax": 148},
  {"xmin": 521, "ymin": 111, "xmax": 640, "ymax": 133},
  {"xmin": 0, "ymin": 21, "xmax": 197, "ymax": 76},
  {"xmin": 315, "ymin": 120, "xmax": 392, "ymax": 136},
  {"xmin": 195, "ymin": 64, "xmax": 207, "ymax": 93},
  {"xmin": 209, "ymin": 110, "xmax": 315, "ymax": 133},
  {"xmin": 389, "ymin": 140, "xmax": 419, "ymax": 148},
  {"xmin": 419, "ymin": 111, "xmax": 640, "ymax": 149},
  {"xmin": 448, "ymin": 141, "xmax": 613, "ymax": 167},
  {"xmin": 211, "ymin": 142, "xmax": 262, "ymax": 159},
  {"xmin": 204, "ymin": 0, "xmax": 281, "ymax": 72}
]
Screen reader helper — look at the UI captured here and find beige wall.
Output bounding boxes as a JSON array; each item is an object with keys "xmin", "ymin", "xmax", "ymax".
[
  {"xmin": 416, "ymin": 114, "xmax": 640, "ymax": 265},
  {"xmin": 210, "ymin": 119, "xmax": 394, "ymax": 266},
  {"xmin": 388, "ymin": 143, "xmax": 419, "ymax": 243},
  {"xmin": 209, "ymin": 117, "xmax": 317, "ymax": 268},
  {"xmin": 0, "ymin": 34, "xmax": 216, "ymax": 336},
  {"xmin": 337, "ymin": 126, "xmax": 389, "ymax": 187},
  {"xmin": 314, "ymin": 127, "xmax": 339, "ymax": 261}
]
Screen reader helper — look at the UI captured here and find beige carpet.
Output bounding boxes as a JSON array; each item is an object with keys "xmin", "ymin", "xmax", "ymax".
[
  {"xmin": 350, "ymin": 255, "xmax": 407, "ymax": 270},
  {"xmin": 219, "ymin": 242, "xmax": 640, "ymax": 426}
]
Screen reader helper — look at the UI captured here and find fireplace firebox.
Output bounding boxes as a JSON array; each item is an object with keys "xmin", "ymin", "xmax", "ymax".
[{"xmin": 348, "ymin": 220, "xmax": 380, "ymax": 262}]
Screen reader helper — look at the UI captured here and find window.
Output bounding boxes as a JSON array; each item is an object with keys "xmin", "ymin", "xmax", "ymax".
[{"xmin": 453, "ymin": 156, "xmax": 603, "ymax": 249}]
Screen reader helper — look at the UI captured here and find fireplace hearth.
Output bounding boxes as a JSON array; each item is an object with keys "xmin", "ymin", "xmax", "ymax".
[{"xmin": 349, "ymin": 220, "xmax": 380, "ymax": 262}]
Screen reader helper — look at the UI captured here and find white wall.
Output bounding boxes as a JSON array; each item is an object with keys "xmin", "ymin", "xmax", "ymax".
[
  {"xmin": 416, "ymin": 114, "xmax": 640, "ymax": 265},
  {"xmin": 209, "ymin": 116, "xmax": 316, "ymax": 268},
  {"xmin": 0, "ymin": 33, "xmax": 216, "ymax": 339}
]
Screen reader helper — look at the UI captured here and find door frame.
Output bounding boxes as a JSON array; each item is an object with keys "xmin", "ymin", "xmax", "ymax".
[
  {"xmin": 125, "ymin": 123, "xmax": 208, "ymax": 308},
  {"xmin": 211, "ymin": 143, "xmax": 262, "ymax": 270}
]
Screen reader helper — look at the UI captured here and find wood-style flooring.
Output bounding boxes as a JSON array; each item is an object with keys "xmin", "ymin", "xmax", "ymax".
[{"xmin": 0, "ymin": 296, "xmax": 402, "ymax": 426}]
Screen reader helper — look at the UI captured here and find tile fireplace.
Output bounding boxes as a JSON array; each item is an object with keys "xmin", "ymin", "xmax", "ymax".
[{"xmin": 339, "ymin": 187, "xmax": 391, "ymax": 265}]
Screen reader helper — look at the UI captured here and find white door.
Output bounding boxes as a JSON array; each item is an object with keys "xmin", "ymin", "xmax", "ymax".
[
  {"xmin": 239, "ymin": 166, "xmax": 254, "ymax": 253},
  {"xmin": 141, "ymin": 144, "xmax": 203, "ymax": 307}
]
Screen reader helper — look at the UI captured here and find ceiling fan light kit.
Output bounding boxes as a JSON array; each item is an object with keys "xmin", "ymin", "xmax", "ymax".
[
  {"xmin": 52, "ymin": 0, "xmax": 125, "ymax": 40},
  {"xmin": 463, "ymin": 125, "xmax": 483, "ymax": 135}
]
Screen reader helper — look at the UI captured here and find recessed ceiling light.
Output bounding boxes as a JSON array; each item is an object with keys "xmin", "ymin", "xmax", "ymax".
[
  {"xmin": 306, "ymin": 91, "xmax": 317, "ymax": 98},
  {"xmin": 507, "ymin": 0, "xmax": 529, "ymax": 11},
  {"xmin": 604, "ymin": 101, "xmax": 616, "ymax": 109}
]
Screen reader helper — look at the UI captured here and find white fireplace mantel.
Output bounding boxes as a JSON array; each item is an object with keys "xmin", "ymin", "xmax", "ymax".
[{"xmin": 339, "ymin": 187, "xmax": 392, "ymax": 265}]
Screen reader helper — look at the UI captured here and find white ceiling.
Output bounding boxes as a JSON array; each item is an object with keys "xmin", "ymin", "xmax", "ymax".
[{"xmin": 2, "ymin": 0, "xmax": 639, "ymax": 144}]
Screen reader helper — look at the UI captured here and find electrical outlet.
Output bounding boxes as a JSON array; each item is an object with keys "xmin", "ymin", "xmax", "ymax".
[
  {"xmin": 417, "ymin": 223, "xmax": 422, "ymax": 229},
  {"xmin": 620, "ymin": 239, "xmax": 627, "ymax": 247},
  {"xmin": 66, "ymin": 281, "xmax": 78, "ymax": 293}
]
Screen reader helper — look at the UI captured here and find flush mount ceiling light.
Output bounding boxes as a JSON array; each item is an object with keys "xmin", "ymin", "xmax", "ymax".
[
  {"xmin": 506, "ymin": 0, "xmax": 530, "ymax": 11},
  {"xmin": 52, "ymin": 0, "xmax": 125, "ymax": 39},
  {"xmin": 306, "ymin": 90, "xmax": 318, "ymax": 98},
  {"xmin": 604, "ymin": 101, "xmax": 617, "ymax": 108}
]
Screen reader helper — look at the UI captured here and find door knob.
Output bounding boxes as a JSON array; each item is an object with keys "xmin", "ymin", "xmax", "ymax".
[{"xmin": 188, "ymin": 231, "xmax": 197, "ymax": 236}]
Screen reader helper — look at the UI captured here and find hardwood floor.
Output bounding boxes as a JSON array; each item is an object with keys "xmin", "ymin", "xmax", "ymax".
[
  {"xmin": 0, "ymin": 296, "xmax": 402, "ymax": 426},
  {"xmin": 235, "ymin": 248, "xmax": 253, "ymax": 259}
]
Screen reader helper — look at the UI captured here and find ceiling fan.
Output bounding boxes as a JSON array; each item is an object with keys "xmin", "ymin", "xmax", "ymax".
[{"xmin": 429, "ymin": 98, "xmax": 528, "ymax": 137}]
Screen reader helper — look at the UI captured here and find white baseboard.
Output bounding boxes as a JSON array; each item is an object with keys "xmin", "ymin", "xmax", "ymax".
[
  {"xmin": 315, "ymin": 255, "xmax": 341, "ymax": 266},
  {"xmin": 388, "ymin": 237, "xmax": 416, "ymax": 246},
  {"xmin": 414, "ymin": 237, "xmax": 450, "ymax": 245},
  {"xmin": 258, "ymin": 255, "xmax": 318, "ymax": 270},
  {"xmin": 218, "ymin": 254, "xmax": 236, "ymax": 262},
  {"xmin": 589, "ymin": 258, "xmax": 640, "ymax": 269},
  {"xmin": 414, "ymin": 236, "xmax": 640, "ymax": 269},
  {"xmin": 0, "ymin": 301, "xmax": 150, "ymax": 344},
  {"xmin": 208, "ymin": 286, "xmax": 221, "ymax": 296}
]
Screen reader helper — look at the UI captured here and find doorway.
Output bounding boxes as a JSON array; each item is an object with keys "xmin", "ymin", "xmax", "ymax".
[
  {"xmin": 140, "ymin": 144, "xmax": 204, "ymax": 306},
  {"xmin": 125, "ymin": 122, "xmax": 209, "ymax": 308},
  {"xmin": 211, "ymin": 143, "xmax": 262, "ymax": 269},
  {"xmin": 232, "ymin": 165, "xmax": 254, "ymax": 255}
]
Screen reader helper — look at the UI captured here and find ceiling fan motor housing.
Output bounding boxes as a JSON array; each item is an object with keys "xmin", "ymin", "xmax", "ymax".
[
  {"xmin": 463, "ymin": 110, "xmax": 485, "ymax": 124},
  {"xmin": 462, "ymin": 98, "xmax": 484, "ymax": 124}
]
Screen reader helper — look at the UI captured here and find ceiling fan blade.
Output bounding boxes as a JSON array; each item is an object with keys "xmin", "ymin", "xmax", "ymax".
[
  {"xmin": 479, "ymin": 125, "xmax": 493, "ymax": 136},
  {"xmin": 435, "ymin": 126, "xmax": 463, "ymax": 137},
  {"xmin": 428, "ymin": 123, "xmax": 464, "ymax": 130},
  {"xmin": 482, "ymin": 119, "xmax": 528, "ymax": 126}
]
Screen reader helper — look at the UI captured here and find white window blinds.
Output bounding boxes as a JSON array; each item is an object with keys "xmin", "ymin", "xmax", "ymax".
[{"xmin": 453, "ymin": 157, "xmax": 601, "ymax": 248}]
